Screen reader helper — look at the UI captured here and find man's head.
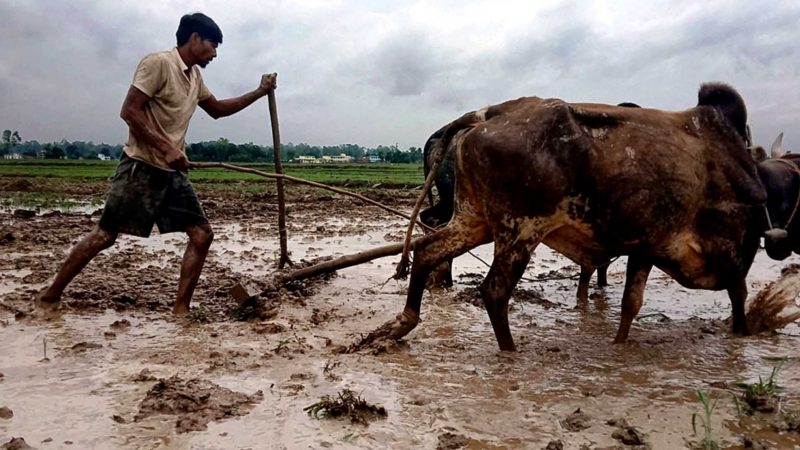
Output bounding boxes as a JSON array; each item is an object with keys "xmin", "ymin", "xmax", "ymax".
[{"xmin": 176, "ymin": 13, "xmax": 222, "ymax": 68}]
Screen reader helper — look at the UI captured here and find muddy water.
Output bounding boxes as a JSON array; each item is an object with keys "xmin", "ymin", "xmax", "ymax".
[{"xmin": 3, "ymin": 211, "xmax": 800, "ymax": 449}]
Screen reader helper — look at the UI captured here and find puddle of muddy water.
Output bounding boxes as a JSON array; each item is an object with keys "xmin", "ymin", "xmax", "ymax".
[
  {"xmin": 0, "ymin": 200, "xmax": 102, "ymax": 216},
  {"xmin": 3, "ymin": 216, "xmax": 800, "ymax": 449}
]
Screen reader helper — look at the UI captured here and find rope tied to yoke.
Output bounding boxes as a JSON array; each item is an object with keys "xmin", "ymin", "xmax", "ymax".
[{"xmin": 392, "ymin": 139, "xmax": 445, "ymax": 280}]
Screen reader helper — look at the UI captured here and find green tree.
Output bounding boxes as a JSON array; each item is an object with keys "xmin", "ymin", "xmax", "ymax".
[
  {"xmin": 43, "ymin": 143, "xmax": 65, "ymax": 159},
  {"xmin": 65, "ymin": 144, "xmax": 80, "ymax": 159},
  {"xmin": 1, "ymin": 129, "xmax": 21, "ymax": 155}
]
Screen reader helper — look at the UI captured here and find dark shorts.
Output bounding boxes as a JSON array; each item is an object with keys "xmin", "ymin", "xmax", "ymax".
[{"xmin": 98, "ymin": 154, "xmax": 208, "ymax": 237}]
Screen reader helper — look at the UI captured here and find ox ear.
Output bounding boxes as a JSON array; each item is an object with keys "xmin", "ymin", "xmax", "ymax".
[
  {"xmin": 749, "ymin": 145, "xmax": 768, "ymax": 163},
  {"xmin": 771, "ymin": 132, "xmax": 785, "ymax": 159}
]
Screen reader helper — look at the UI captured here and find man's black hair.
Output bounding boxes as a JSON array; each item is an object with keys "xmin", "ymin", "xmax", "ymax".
[{"xmin": 176, "ymin": 13, "xmax": 223, "ymax": 46}]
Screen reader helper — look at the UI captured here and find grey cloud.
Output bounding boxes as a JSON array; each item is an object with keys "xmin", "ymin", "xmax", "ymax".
[
  {"xmin": 3, "ymin": 1, "xmax": 800, "ymax": 149},
  {"xmin": 362, "ymin": 32, "xmax": 439, "ymax": 96}
]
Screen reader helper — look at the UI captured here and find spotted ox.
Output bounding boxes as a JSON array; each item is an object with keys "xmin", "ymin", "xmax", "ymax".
[{"xmin": 376, "ymin": 83, "xmax": 791, "ymax": 351}]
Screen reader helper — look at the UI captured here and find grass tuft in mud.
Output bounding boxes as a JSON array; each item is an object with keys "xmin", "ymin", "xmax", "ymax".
[
  {"xmin": 734, "ymin": 360, "xmax": 785, "ymax": 414},
  {"xmin": 323, "ymin": 360, "xmax": 341, "ymax": 382},
  {"xmin": 304, "ymin": 389, "xmax": 387, "ymax": 425},
  {"xmin": 691, "ymin": 390, "xmax": 720, "ymax": 450},
  {"xmin": 189, "ymin": 304, "xmax": 210, "ymax": 324}
]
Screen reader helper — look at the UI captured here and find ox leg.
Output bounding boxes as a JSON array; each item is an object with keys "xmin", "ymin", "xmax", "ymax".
[
  {"xmin": 614, "ymin": 257, "xmax": 652, "ymax": 343},
  {"xmin": 480, "ymin": 238, "xmax": 537, "ymax": 352},
  {"xmin": 576, "ymin": 266, "xmax": 592, "ymax": 306},
  {"xmin": 728, "ymin": 277, "xmax": 750, "ymax": 335},
  {"xmin": 427, "ymin": 260, "xmax": 454, "ymax": 289},
  {"xmin": 420, "ymin": 206, "xmax": 455, "ymax": 289},
  {"xmin": 383, "ymin": 220, "xmax": 491, "ymax": 343},
  {"xmin": 596, "ymin": 264, "xmax": 608, "ymax": 287}
]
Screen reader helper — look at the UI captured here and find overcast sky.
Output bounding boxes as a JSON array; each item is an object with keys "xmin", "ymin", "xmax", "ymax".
[{"xmin": 2, "ymin": 0, "xmax": 799, "ymax": 150}]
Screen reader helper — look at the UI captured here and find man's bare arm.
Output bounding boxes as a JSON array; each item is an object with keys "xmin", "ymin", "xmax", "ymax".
[
  {"xmin": 120, "ymin": 86, "xmax": 187, "ymax": 170},
  {"xmin": 199, "ymin": 73, "xmax": 277, "ymax": 119}
]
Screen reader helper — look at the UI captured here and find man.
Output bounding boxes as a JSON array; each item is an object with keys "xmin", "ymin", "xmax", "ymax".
[{"xmin": 36, "ymin": 12, "xmax": 276, "ymax": 315}]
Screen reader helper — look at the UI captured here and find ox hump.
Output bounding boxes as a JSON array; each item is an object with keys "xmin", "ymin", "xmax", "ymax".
[{"xmin": 697, "ymin": 82, "xmax": 748, "ymax": 143}]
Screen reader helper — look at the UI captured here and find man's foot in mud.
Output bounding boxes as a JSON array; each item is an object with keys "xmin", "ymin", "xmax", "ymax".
[
  {"xmin": 34, "ymin": 291, "xmax": 62, "ymax": 311},
  {"xmin": 346, "ymin": 308, "xmax": 419, "ymax": 353},
  {"xmin": 172, "ymin": 304, "xmax": 190, "ymax": 316}
]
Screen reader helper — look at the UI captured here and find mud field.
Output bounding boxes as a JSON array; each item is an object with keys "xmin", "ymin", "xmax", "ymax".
[{"xmin": 3, "ymin": 178, "xmax": 800, "ymax": 449}]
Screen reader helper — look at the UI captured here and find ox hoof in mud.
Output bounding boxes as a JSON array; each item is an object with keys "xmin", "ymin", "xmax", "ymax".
[
  {"xmin": 348, "ymin": 308, "xmax": 419, "ymax": 353},
  {"xmin": 34, "ymin": 292, "xmax": 62, "ymax": 313}
]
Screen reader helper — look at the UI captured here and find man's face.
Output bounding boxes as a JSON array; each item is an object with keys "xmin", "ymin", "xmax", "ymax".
[{"xmin": 192, "ymin": 34, "xmax": 218, "ymax": 68}]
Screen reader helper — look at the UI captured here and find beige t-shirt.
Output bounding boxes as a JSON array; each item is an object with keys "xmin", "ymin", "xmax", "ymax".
[{"xmin": 123, "ymin": 48, "xmax": 212, "ymax": 170}]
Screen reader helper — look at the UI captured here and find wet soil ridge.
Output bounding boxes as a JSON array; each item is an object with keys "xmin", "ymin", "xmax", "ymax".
[
  {"xmin": 134, "ymin": 375, "xmax": 263, "ymax": 433},
  {"xmin": 0, "ymin": 437, "xmax": 32, "ymax": 450},
  {"xmin": 437, "ymin": 431, "xmax": 469, "ymax": 449},
  {"xmin": 303, "ymin": 388, "xmax": 387, "ymax": 425},
  {"xmin": 561, "ymin": 408, "xmax": 591, "ymax": 432}
]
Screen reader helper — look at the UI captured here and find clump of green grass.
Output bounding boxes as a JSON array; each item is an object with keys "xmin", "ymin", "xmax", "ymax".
[
  {"xmin": 734, "ymin": 360, "xmax": 784, "ymax": 414},
  {"xmin": 274, "ymin": 338, "xmax": 292, "ymax": 353},
  {"xmin": 691, "ymin": 390, "xmax": 720, "ymax": 450},
  {"xmin": 189, "ymin": 304, "xmax": 209, "ymax": 324},
  {"xmin": 304, "ymin": 389, "xmax": 387, "ymax": 425}
]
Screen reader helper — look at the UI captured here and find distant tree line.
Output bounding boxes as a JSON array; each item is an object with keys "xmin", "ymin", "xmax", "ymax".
[
  {"xmin": 187, "ymin": 139, "xmax": 423, "ymax": 163},
  {"xmin": 1, "ymin": 130, "xmax": 424, "ymax": 163},
  {"xmin": 1, "ymin": 131, "xmax": 123, "ymax": 160}
]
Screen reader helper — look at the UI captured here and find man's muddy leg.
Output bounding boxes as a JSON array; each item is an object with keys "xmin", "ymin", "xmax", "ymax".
[
  {"xmin": 36, "ymin": 226, "xmax": 118, "ymax": 307},
  {"xmin": 173, "ymin": 223, "xmax": 214, "ymax": 315}
]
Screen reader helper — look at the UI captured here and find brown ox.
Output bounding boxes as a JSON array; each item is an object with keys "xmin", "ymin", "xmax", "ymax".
[
  {"xmin": 374, "ymin": 83, "xmax": 781, "ymax": 351},
  {"xmin": 421, "ymin": 103, "xmax": 641, "ymax": 297}
]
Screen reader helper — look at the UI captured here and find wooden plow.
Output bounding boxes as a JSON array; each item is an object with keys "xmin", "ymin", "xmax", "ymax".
[{"xmin": 190, "ymin": 142, "xmax": 446, "ymax": 302}]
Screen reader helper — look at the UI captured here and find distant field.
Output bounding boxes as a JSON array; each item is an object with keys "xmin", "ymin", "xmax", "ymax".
[{"xmin": 0, "ymin": 160, "xmax": 425, "ymax": 187}]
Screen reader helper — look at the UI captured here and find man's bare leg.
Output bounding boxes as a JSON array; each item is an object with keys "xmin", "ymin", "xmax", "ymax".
[
  {"xmin": 36, "ymin": 226, "xmax": 118, "ymax": 308},
  {"xmin": 173, "ymin": 223, "xmax": 214, "ymax": 315}
]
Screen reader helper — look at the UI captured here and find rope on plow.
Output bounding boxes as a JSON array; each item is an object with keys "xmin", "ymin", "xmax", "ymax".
[
  {"xmin": 393, "ymin": 158, "xmax": 441, "ymax": 280},
  {"xmin": 190, "ymin": 162, "xmax": 434, "ymax": 232}
]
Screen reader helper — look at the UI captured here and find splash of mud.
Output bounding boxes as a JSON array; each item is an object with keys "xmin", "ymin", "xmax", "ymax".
[{"xmin": 746, "ymin": 264, "xmax": 800, "ymax": 333}]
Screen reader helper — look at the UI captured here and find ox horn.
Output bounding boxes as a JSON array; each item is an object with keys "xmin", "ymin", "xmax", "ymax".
[{"xmin": 771, "ymin": 132, "xmax": 785, "ymax": 159}]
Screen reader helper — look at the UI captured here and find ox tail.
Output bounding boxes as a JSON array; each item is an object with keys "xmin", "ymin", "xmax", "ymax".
[{"xmin": 422, "ymin": 131, "xmax": 441, "ymax": 208}]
